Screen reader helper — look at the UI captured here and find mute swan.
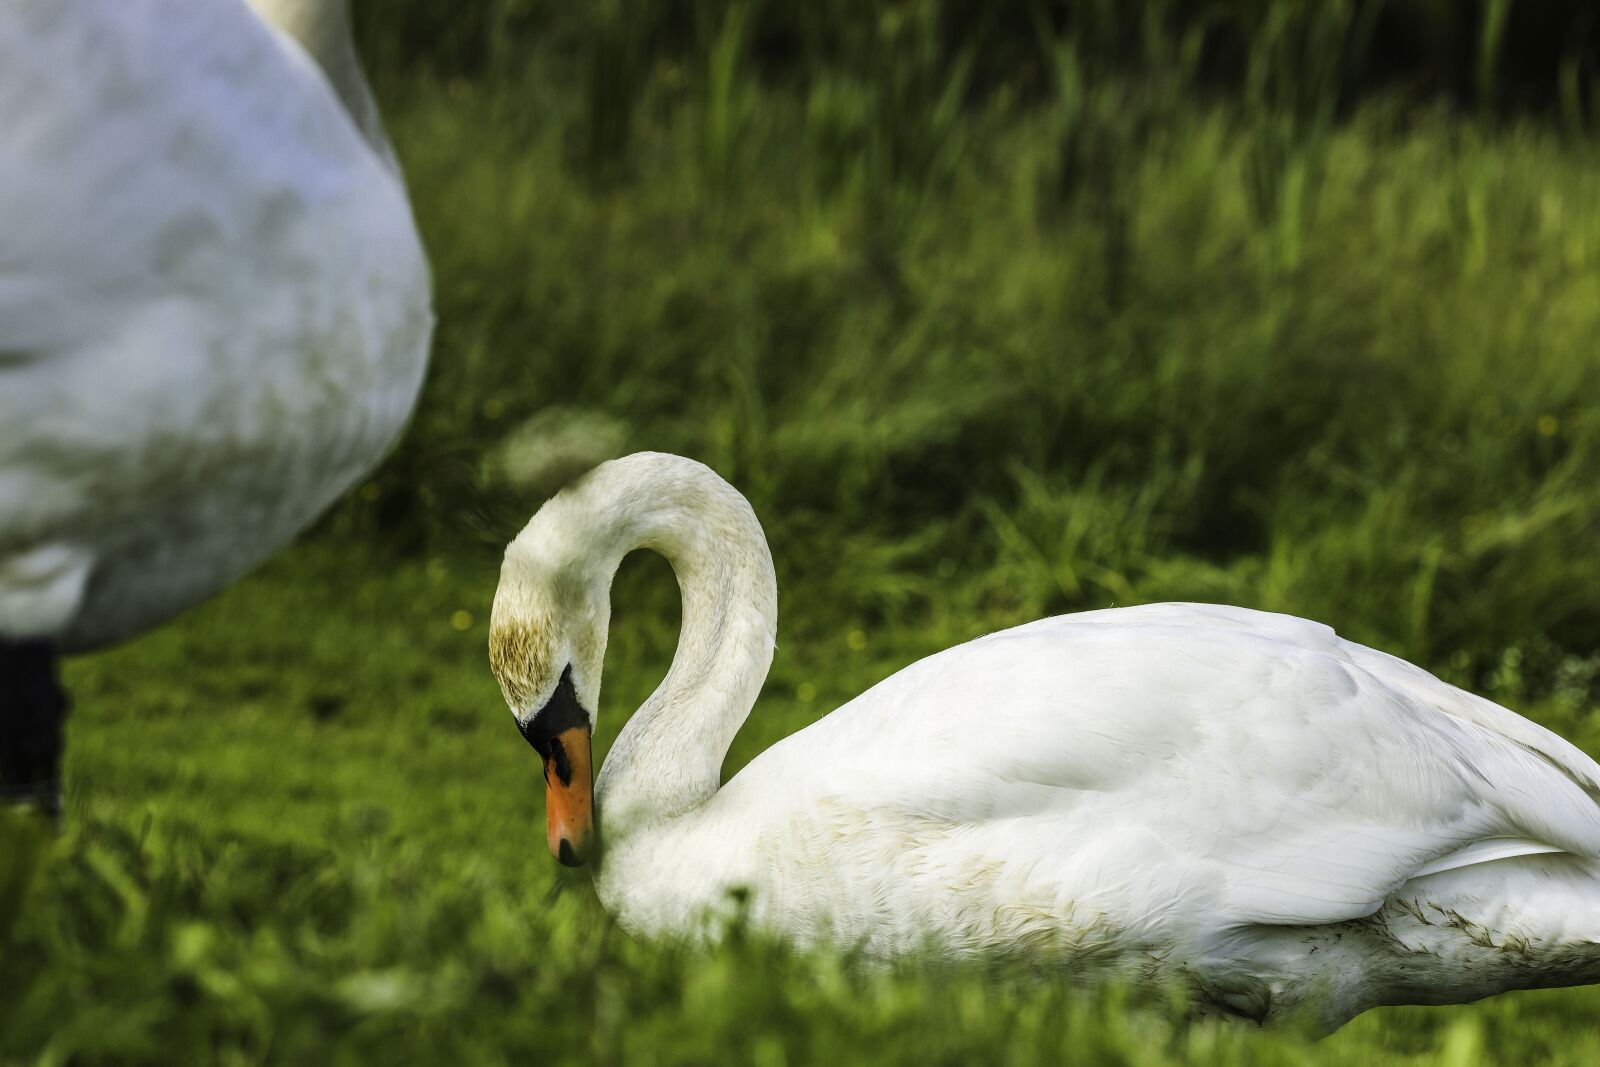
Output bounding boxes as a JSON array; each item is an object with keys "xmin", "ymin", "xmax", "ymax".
[
  {"xmin": 490, "ymin": 452, "xmax": 1600, "ymax": 1032},
  {"xmin": 0, "ymin": 0, "xmax": 431, "ymax": 814}
]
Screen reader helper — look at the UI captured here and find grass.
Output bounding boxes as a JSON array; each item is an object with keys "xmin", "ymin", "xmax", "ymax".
[
  {"xmin": 3, "ymin": 546, "xmax": 1599, "ymax": 1064},
  {"xmin": 375, "ymin": 13, "xmax": 1600, "ymax": 690},
  {"xmin": 6, "ymin": 1, "xmax": 1600, "ymax": 1061}
]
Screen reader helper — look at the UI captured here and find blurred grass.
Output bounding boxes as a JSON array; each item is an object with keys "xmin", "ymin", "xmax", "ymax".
[
  {"xmin": 6, "ymin": 0, "xmax": 1600, "ymax": 1061},
  {"xmin": 364, "ymin": 0, "xmax": 1600, "ymax": 694}
]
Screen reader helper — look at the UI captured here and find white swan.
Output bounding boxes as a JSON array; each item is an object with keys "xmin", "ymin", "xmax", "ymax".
[
  {"xmin": 0, "ymin": 0, "xmax": 431, "ymax": 811},
  {"xmin": 490, "ymin": 452, "xmax": 1600, "ymax": 1032}
]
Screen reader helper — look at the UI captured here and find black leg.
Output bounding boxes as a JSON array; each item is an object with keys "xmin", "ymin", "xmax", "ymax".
[{"xmin": 0, "ymin": 640, "xmax": 68, "ymax": 820}]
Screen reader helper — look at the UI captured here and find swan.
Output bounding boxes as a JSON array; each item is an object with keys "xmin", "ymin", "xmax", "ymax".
[
  {"xmin": 489, "ymin": 452, "xmax": 1600, "ymax": 1032},
  {"xmin": 0, "ymin": 0, "xmax": 432, "ymax": 814}
]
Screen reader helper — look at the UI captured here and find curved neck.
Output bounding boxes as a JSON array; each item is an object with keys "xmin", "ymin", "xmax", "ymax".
[
  {"xmin": 506, "ymin": 455, "xmax": 778, "ymax": 840},
  {"xmin": 601, "ymin": 509, "xmax": 777, "ymax": 837},
  {"xmin": 244, "ymin": 0, "xmax": 399, "ymax": 172}
]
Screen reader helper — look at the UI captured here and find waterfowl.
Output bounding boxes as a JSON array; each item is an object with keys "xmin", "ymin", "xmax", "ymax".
[
  {"xmin": 490, "ymin": 452, "xmax": 1600, "ymax": 1032},
  {"xmin": 0, "ymin": 0, "xmax": 431, "ymax": 814}
]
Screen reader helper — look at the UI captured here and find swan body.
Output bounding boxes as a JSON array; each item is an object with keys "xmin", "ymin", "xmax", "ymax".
[
  {"xmin": 491, "ymin": 453, "xmax": 1600, "ymax": 1031},
  {"xmin": 0, "ymin": 0, "xmax": 431, "ymax": 650}
]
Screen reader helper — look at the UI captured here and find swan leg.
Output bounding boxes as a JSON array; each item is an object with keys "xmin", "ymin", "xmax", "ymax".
[{"xmin": 0, "ymin": 640, "xmax": 67, "ymax": 821}]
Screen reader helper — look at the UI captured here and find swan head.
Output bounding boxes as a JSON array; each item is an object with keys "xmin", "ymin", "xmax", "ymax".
[{"xmin": 489, "ymin": 489, "xmax": 615, "ymax": 868}]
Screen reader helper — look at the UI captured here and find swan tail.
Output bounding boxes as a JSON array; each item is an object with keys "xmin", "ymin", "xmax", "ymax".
[{"xmin": 1379, "ymin": 852, "xmax": 1600, "ymax": 994}]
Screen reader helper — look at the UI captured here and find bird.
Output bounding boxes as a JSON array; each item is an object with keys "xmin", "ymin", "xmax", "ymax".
[
  {"xmin": 489, "ymin": 452, "xmax": 1600, "ymax": 1033},
  {"xmin": 0, "ymin": 0, "xmax": 432, "ymax": 817}
]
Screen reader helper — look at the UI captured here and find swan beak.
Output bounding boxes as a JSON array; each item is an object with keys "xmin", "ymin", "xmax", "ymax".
[{"xmin": 544, "ymin": 725, "xmax": 593, "ymax": 866}]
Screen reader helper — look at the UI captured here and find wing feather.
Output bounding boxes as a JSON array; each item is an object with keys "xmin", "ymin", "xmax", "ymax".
[{"xmin": 786, "ymin": 603, "xmax": 1600, "ymax": 930}]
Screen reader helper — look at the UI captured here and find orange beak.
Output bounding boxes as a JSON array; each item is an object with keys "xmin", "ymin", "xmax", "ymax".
[{"xmin": 543, "ymin": 725, "xmax": 594, "ymax": 866}]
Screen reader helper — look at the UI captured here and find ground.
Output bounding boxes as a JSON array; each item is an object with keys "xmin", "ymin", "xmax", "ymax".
[{"xmin": 2, "ymin": 542, "xmax": 1597, "ymax": 1064}]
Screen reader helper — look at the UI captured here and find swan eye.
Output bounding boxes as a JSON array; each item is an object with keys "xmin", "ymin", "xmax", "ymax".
[
  {"xmin": 517, "ymin": 664, "xmax": 588, "ymax": 759},
  {"xmin": 547, "ymin": 734, "xmax": 575, "ymax": 786}
]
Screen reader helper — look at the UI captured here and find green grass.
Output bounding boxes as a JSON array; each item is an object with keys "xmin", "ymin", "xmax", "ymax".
[
  {"xmin": 374, "ymin": 20, "xmax": 1600, "ymax": 691},
  {"xmin": 3, "ymin": 545, "xmax": 1599, "ymax": 1064},
  {"xmin": 6, "ymin": 3, "xmax": 1600, "ymax": 1061}
]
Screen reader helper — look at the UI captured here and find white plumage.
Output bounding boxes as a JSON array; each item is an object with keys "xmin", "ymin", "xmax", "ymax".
[
  {"xmin": 0, "ymin": 0, "xmax": 431, "ymax": 649},
  {"xmin": 492, "ymin": 453, "xmax": 1600, "ymax": 1032}
]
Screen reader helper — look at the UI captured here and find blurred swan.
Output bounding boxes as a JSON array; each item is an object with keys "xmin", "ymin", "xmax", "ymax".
[
  {"xmin": 490, "ymin": 452, "xmax": 1600, "ymax": 1032},
  {"xmin": 0, "ymin": 0, "xmax": 432, "ymax": 813}
]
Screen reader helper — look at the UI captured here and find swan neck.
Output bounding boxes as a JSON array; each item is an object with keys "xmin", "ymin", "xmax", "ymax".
[
  {"xmin": 592, "ymin": 461, "xmax": 778, "ymax": 838},
  {"xmin": 245, "ymin": 0, "xmax": 399, "ymax": 171}
]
